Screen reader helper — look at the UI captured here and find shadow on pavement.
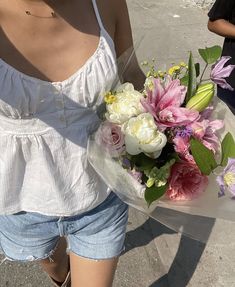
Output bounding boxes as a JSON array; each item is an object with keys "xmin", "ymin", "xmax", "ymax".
[{"xmin": 125, "ymin": 213, "xmax": 215, "ymax": 287}]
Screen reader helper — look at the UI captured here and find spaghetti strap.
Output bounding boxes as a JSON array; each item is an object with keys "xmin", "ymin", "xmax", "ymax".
[{"xmin": 92, "ymin": 0, "xmax": 106, "ymax": 32}]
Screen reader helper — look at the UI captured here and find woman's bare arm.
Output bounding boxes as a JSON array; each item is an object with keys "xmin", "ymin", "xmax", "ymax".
[{"xmin": 113, "ymin": 0, "xmax": 145, "ymax": 89}]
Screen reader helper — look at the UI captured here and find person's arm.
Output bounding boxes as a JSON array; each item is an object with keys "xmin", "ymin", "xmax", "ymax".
[
  {"xmin": 207, "ymin": 0, "xmax": 235, "ymax": 38},
  {"xmin": 208, "ymin": 19, "xmax": 235, "ymax": 39},
  {"xmin": 113, "ymin": 0, "xmax": 145, "ymax": 90}
]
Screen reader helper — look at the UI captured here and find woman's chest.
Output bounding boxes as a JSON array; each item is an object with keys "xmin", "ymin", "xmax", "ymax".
[
  {"xmin": 0, "ymin": 24, "xmax": 102, "ymax": 82},
  {"xmin": 0, "ymin": 0, "xmax": 115, "ymax": 83}
]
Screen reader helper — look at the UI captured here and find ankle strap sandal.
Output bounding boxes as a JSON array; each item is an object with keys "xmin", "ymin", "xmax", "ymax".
[{"xmin": 49, "ymin": 271, "xmax": 71, "ymax": 287}]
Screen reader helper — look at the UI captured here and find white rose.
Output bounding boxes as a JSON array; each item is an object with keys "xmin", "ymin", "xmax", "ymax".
[
  {"xmin": 123, "ymin": 113, "xmax": 167, "ymax": 158},
  {"xmin": 105, "ymin": 83, "xmax": 144, "ymax": 124}
]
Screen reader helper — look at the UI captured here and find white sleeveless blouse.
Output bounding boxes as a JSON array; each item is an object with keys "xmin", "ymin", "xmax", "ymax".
[{"xmin": 0, "ymin": 0, "xmax": 117, "ymax": 215}]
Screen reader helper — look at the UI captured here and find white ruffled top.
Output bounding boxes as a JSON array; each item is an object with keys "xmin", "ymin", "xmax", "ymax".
[{"xmin": 0, "ymin": 0, "xmax": 117, "ymax": 215}]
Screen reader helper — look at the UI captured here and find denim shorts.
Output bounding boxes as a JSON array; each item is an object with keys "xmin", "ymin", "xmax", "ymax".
[{"xmin": 0, "ymin": 192, "xmax": 128, "ymax": 262}]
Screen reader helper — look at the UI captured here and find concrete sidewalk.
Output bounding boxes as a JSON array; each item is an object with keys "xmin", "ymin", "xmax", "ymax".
[{"xmin": 2, "ymin": 1, "xmax": 235, "ymax": 287}]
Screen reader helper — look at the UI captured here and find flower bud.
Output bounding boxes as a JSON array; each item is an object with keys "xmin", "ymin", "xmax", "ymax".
[
  {"xmin": 146, "ymin": 178, "xmax": 155, "ymax": 188},
  {"xmin": 196, "ymin": 82, "xmax": 214, "ymax": 94},
  {"xmin": 186, "ymin": 82, "xmax": 214, "ymax": 112}
]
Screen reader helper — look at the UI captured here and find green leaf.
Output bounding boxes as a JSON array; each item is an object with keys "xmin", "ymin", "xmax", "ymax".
[
  {"xmin": 195, "ymin": 63, "xmax": 200, "ymax": 77},
  {"xmin": 190, "ymin": 137, "xmax": 218, "ymax": 175},
  {"xmin": 185, "ymin": 52, "xmax": 197, "ymax": 103},
  {"xmin": 181, "ymin": 63, "xmax": 200, "ymax": 88},
  {"xmin": 198, "ymin": 46, "xmax": 222, "ymax": 64},
  {"xmin": 131, "ymin": 153, "xmax": 155, "ymax": 171},
  {"xmin": 144, "ymin": 184, "xmax": 168, "ymax": 206},
  {"xmin": 180, "ymin": 75, "xmax": 189, "ymax": 87},
  {"xmin": 221, "ymin": 132, "xmax": 235, "ymax": 166}
]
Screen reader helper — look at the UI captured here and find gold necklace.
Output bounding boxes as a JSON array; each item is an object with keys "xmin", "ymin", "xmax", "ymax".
[{"xmin": 25, "ymin": 10, "xmax": 56, "ymax": 18}]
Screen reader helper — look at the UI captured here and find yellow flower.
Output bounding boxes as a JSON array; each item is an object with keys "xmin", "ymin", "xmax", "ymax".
[
  {"xmin": 173, "ymin": 65, "xmax": 181, "ymax": 71},
  {"xmin": 168, "ymin": 65, "xmax": 181, "ymax": 75},
  {"xmin": 180, "ymin": 62, "xmax": 187, "ymax": 67},
  {"xmin": 168, "ymin": 67, "xmax": 175, "ymax": 76},
  {"xmin": 104, "ymin": 92, "xmax": 116, "ymax": 104}
]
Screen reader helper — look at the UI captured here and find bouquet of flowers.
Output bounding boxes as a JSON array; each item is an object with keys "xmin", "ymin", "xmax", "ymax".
[{"xmin": 88, "ymin": 46, "xmax": 235, "ymax": 237}]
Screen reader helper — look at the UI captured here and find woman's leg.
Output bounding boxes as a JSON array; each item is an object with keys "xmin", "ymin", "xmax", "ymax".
[
  {"xmin": 70, "ymin": 252, "xmax": 118, "ymax": 287},
  {"xmin": 67, "ymin": 193, "xmax": 128, "ymax": 287},
  {"xmin": 39, "ymin": 237, "xmax": 70, "ymax": 284}
]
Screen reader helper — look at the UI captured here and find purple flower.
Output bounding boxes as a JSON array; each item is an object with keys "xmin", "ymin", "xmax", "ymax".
[
  {"xmin": 129, "ymin": 169, "xmax": 143, "ymax": 183},
  {"xmin": 122, "ymin": 157, "xmax": 131, "ymax": 169},
  {"xmin": 210, "ymin": 56, "xmax": 235, "ymax": 91},
  {"xmin": 216, "ymin": 158, "xmax": 235, "ymax": 197},
  {"xmin": 190, "ymin": 117, "xmax": 224, "ymax": 153},
  {"xmin": 176, "ymin": 127, "xmax": 193, "ymax": 138}
]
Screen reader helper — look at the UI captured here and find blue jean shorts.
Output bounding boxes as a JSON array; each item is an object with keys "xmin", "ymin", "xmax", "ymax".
[{"xmin": 0, "ymin": 192, "xmax": 128, "ymax": 262}]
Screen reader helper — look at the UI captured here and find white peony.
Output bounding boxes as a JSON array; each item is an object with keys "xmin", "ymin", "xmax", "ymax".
[
  {"xmin": 123, "ymin": 113, "xmax": 167, "ymax": 158},
  {"xmin": 105, "ymin": 83, "xmax": 144, "ymax": 124}
]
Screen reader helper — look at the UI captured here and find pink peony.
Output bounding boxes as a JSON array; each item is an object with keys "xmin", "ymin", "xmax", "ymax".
[
  {"xmin": 96, "ymin": 121, "xmax": 125, "ymax": 157},
  {"xmin": 166, "ymin": 162, "xmax": 208, "ymax": 201}
]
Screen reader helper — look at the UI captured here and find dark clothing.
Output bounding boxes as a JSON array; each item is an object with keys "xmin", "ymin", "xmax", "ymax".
[
  {"xmin": 208, "ymin": 0, "xmax": 235, "ymax": 108},
  {"xmin": 217, "ymin": 86, "xmax": 235, "ymax": 114},
  {"xmin": 208, "ymin": 0, "xmax": 235, "ymax": 23}
]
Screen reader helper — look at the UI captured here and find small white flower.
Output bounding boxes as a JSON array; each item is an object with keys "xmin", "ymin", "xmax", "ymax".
[
  {"xmin": 144, "ymin": 76, "xmax": 155, "ymax": 92},
  {"xmin": 123, "ymin": 113, "xmax": 167, "ymax": 158},
  {"xmin": 105, "ymin": 83, "xmax": 144, "ymax": 124}
]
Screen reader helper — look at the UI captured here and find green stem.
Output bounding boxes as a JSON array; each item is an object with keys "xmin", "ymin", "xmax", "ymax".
[{"xmin": 199, "ymin": 63, "xmax": 209, "ymax": 84}]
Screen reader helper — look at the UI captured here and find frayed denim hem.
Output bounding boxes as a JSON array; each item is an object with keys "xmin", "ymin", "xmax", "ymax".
[{"xmin": 0, "ymin": 240, "xmax": 60, "ymax": 265}]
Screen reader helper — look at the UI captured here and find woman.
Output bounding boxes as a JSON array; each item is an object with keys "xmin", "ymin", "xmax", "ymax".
[
  {"xmin": 0, "ymin": 0, "xmax": 142, "ymax": 286},
  {"xmin": 208, "ymin": 0, "xmax": 235, "ymax": 114}
]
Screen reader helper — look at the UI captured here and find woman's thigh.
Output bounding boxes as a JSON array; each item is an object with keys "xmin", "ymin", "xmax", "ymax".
[
  {"xmin": 70, "ymin": 253, "xmax": 118, "ymax": 287},
  {"xmin": 66, "ymin": 192, "xmax": 128, "ymax": 261},
  {"xmin": 67, "ymin": 192, "xmax": 128, "ymax": 287}
]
